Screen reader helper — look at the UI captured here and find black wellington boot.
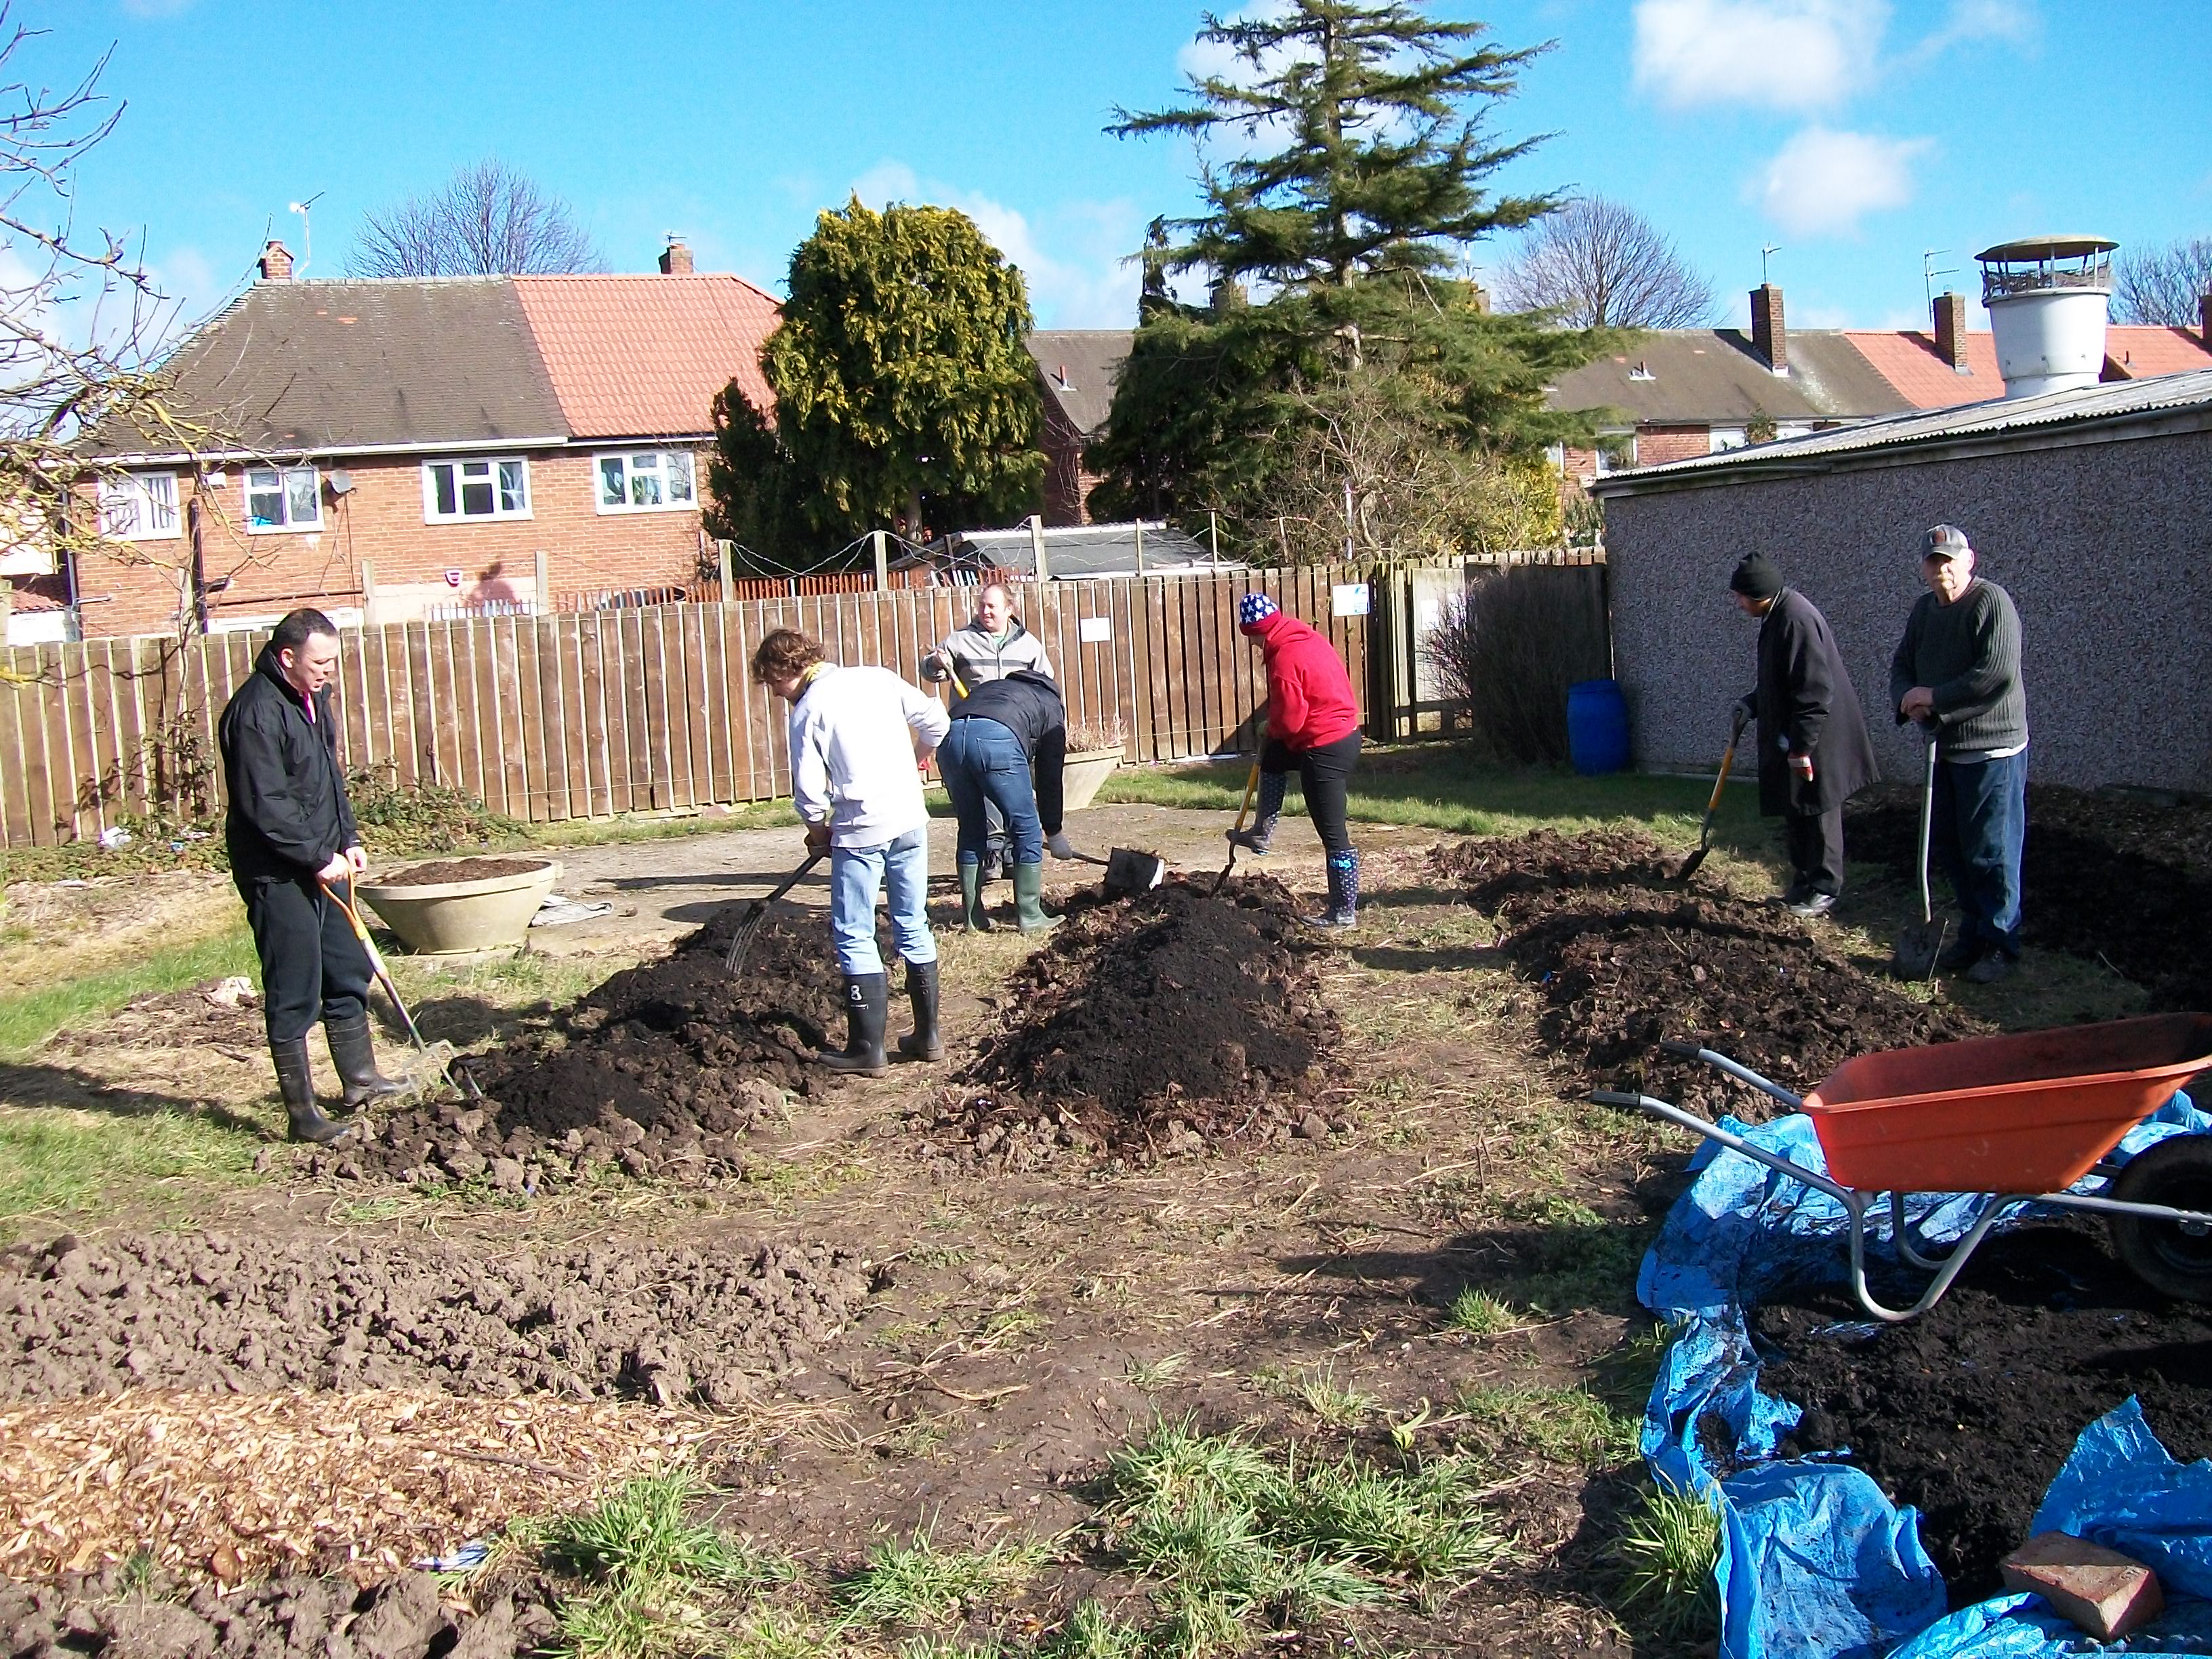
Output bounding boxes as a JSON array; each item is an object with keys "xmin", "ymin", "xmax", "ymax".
[
  {"xmin": 325, "ymin": 1010, "xmax": 409, "ymax": 1111},
  {"xmin": 272, "ymin": 1034, "xmax": 354, "ymax": 1145},
  {"xmin": 1303, "ymin": 850, "xmax": 1360, "ymax": 929},
  {"xmin": 1229, "ymin": 770, "xmax": 1287, "ymax": 854},
  {"xmin": 816, "ymin": 973, "xmax": 889, "ymax": 1076},
  {"xmin": 896, "ymin": 958, "xmax": 945, "ymax": 1063}
]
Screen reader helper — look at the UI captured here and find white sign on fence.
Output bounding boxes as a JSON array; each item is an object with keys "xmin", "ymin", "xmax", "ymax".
[
  {"xmin": 1331, "ymin": 583, "xmax": 1371, "ymax": 617},
  {"xmin": 1078, "ymin": 615, "xmax": 1113, "ymax": 642}
]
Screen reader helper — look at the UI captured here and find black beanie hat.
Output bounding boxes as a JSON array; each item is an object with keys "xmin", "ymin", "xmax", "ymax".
[{"xmin": 1730, "ymin": 554, "xmax": 1783, "ymax": 600}]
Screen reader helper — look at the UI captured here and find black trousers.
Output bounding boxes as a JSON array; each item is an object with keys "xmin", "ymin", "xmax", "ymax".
[
  {"xmin": 237, "ymin": 872, "xmax": 374, "ymax": 1043},
  {"xmin": 1263, "ymin": 731, "xmax": 1361, "ymax": 855},
  {"xmin": 1782, "ymin": 807, "xmax": 1845, "ymax": 898}
]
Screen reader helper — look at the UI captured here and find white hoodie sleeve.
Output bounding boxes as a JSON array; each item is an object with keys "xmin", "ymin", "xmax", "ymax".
[{"xmin": 902, "ymin": 678, "xmax": 951, "ymax": 756}]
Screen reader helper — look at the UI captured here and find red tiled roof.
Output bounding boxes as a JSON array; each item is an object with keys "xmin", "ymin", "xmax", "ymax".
[
  {"xmin": 1845, "ymin": 330, "xmax": 2006, "ymax": 408},
  {"xmin": 2104, "ymin": 325, "xmax": 2212, "ymax": 379},
  {"xmin": 512, "ymin": 274, "xmax": 780, "ymax": 441},
  {"xmin": 5, "ymin": 573, "xmax": 70, "ymax": 613}
]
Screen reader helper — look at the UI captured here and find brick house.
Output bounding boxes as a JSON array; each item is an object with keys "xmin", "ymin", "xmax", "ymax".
[
  {"xmin": 1847, "ymin": 289, "xmax": 2212, "ymax": 409},
  {"xmin": 1025, "ymin": 329, "xmax": 1130, "ymax": 525},
  {"xmin": 64, "ymin": 237, "xmax": 777, "ymax": 638}
]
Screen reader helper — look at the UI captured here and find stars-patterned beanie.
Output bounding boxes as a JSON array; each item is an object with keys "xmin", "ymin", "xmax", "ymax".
[{"xmin": 1238, "ymin": 593, "xmax": 1279, "ymax": 630}]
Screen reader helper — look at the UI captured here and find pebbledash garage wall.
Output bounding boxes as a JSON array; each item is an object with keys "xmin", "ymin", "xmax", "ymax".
[{"xmin": 1593, "ymin": 369, "xmax": 2212, "ymax": 795}]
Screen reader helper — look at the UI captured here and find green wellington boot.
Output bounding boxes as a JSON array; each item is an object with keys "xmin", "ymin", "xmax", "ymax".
[{"xmin": 1011, "ymin": 862, "xmax": 1059, "ymax": 935}]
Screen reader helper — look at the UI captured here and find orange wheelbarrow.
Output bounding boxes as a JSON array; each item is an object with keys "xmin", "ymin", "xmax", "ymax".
[{"xmin": 1597, "ymin": 1013, "xmax": 2212, "ymax": 1322}]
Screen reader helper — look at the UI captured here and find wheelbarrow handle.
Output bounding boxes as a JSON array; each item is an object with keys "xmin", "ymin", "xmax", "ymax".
[
  {"xmin": 1593, "ymin": 1089, "xmax": 1854, "ymax": 1205},
  {"xmin": 1656, "ymin": 1042, "xmax": 1805, "ymax": 1110}
]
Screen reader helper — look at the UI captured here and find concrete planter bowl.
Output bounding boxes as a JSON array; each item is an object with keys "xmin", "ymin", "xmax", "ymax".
[
  {"xmin": 356, "ymin": 857, "xmax": 561, "ymax": 958},
  {"xmin": 1061, "ymin": 747, "xmax": 1125, "ymax": 813}
]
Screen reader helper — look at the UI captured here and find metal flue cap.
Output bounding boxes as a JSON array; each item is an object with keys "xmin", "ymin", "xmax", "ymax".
[{"xmin": 1977, "ymin": 235, "xmax": 2118, "ymax": 263}]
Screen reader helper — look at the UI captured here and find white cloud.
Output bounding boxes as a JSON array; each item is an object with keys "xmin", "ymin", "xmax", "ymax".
[
  {"xmin": 1633, "ymin": 0, "xmax": 1888, "ymax": 112},
  {"xmin": 1750, "ymin": 126, "xmax": 1933, "ymax": 237},
  {"xmin": 1904, "ymin": 0, "xmax": 2038, "ymax": 64},
  {"xmin": 849, "ymin": 161, "xmax": 1142, "ymax": 329}
]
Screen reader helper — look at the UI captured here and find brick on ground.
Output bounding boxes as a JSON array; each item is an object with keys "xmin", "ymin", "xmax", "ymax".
[{"xmin": 2001, "ymin": 1530, "xmax": 2165, "ymax": 1640}]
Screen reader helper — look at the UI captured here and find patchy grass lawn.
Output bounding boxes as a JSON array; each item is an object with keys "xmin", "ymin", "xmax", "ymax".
[{"xmin": 0, "ymin": 926, "xmax": 259, "ymax": 1057}]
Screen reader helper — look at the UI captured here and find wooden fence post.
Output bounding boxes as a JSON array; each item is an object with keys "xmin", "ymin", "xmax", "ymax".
[
  {"xmin": 1028, "ymin": 516, "xmax": 1049, "ymax": 582},
  {"xmin": 872, "ymin": 529, "xmax": 889, "ymax": 591},
  {"xmin": 1134, "ymin": 520, "xmax": 1146, "ymax": 573},
  {"xmin": 533, "ymin": 550, "xmax": 549, "ymax": 615},
  {"xmin": 717, "ymin": 539, "xmax": 735, "ymax": 599}
]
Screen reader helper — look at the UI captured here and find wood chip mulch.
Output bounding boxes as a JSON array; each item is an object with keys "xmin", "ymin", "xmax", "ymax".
[{"xmin": 0, "ymin": 1388, "xmax": 714, "ymax": 1581}]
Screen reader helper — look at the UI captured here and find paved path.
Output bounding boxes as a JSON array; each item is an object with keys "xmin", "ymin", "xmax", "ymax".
[{"xmin": 528, "ymin": 802, "xmax": 1441, "ymax": 956}]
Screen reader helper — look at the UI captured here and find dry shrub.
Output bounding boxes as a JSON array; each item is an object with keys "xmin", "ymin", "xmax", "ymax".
[{"xmin": 1421, "ymin": 566, "xmax": 1611, "ymax": 762}]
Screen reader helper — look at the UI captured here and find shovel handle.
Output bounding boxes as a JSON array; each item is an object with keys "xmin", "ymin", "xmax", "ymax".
[
  {"xmin": 323, "ymin": 875, "xmax": 429, "ymax": 1050},
  {"xmin": 1229, "ymin": 761, "xmax": 1261, "ymax": 834},
  {"xmin": 1704, "ymin": 737, "xmax": 1738, "ymax": 817}
]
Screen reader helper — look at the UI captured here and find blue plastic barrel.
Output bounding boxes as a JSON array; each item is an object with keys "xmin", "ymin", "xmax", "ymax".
[{"xmin": 1566, "ymin": 678, "xmax": 1631, "ymax": 775}]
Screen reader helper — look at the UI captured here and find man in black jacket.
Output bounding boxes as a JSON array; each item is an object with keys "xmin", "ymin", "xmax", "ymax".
[
  {"xmin": 218, "ymin": 609, "xmax": 405, "ymax": 1143},
  {"xmin": 935, "ymin": 668, "xmax": 1074, "ymax": 936},
  {"xmin": 1731, "ymin": 555, "xmax": 1879, "ymax": 918}
]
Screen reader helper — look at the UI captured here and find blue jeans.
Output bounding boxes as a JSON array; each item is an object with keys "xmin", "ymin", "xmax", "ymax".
[
  {"xmin": 1932, "ymin": 750, "xmax": 2027, "ymax": 956},
  {"xmin": 938, "ymin": 718, "xmax": 1043, "ymax": 868},
  {"xmin": 830, "ymin": 825, "xmax": 935, "ymax": 976}
]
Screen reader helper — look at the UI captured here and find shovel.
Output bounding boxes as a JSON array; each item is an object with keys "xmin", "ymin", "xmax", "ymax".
[
  {"xmin": 1675, "ymin": 704, "xmax": 1749, "ymax": 882},
  {"xmin": 1062, "ymin": 842, "xmax": 1168, "ymax": 897},
  {"xmin": 1212, "ymin": 759, "xmax": 1263, "ymax": 894},
  {"xmin": 325, "ymin": 876, "xmax": 484, "ymax": 1101},
  {"xmin": 723, "ymin": 852, "xmax": 823, "ymax": 975},
  {"xmin": 1891, "ymin": 732, "xmax": 1951, "ymax": 980}
]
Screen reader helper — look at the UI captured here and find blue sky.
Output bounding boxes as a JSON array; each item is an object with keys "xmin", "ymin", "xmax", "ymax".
[{"xmin": 33, "ymin": 0, "xmax": 2212, "ymax": 342}]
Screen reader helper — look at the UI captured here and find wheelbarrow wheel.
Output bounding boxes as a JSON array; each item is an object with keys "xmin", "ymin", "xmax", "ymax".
[{"xmin": 2108, "ymin": 1134, "xmax": 2212, "ymax": 1304}]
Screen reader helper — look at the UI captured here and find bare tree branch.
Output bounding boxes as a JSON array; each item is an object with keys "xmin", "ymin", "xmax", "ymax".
[
  {"xmin": 350, "ymin": 159, "xmax": 606, "ymax": 278},
  {"xmin": 1496, "ymin": 197, "xmax": 1716, "ymax": 329},
  {"xmin": 2112, "ymin": 236, "xmax": 2212, "ymax": 327}
]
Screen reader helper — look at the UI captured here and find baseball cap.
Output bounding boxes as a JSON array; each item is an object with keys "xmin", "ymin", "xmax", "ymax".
[{"xmin": 1921, "ymin": 524, "xmax": 1973, "ymax": 561}]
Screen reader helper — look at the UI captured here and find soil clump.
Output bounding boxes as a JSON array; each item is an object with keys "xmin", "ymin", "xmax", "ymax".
[
  {"xmin": 0, "ymin": 1230, "xmax": 874, "ymax": 1407},
  {"xmin": 1755, "ymin": 1223, "xmax": 2212, "ymax": 1604},
  {"xmin": 934, "ymin": 876, "xmax": 1342, "ymax": 1166},
  {"xmin": 1848, "ymin": 783, "xmax": 2212, "ymax": 1010},
  {"xmin": 306, "ymin": 912, "xmax": 844, "ymax": 1189},
  {"xmin": 371, "ymin": 855, "xmax": 551, "ymax": 886},
  {"xmin": 1435, "ymin": 829, "xmax": 1981, "ymax": 1115},
  {"xmin": 0, "ymin": 1565, "xmax": 550, "ymax": 1658}
]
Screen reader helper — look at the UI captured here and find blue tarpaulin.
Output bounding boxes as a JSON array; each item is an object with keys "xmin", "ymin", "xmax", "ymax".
[{"xmin": 1635, "ymin": 1092, "xmax": 2211, "ymax": 1659}]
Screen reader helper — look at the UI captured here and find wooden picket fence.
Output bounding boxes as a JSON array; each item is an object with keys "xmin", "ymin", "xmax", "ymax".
[{"xmin": 0, "ymin": 565, "xmax": 1388, "ymax": 847}]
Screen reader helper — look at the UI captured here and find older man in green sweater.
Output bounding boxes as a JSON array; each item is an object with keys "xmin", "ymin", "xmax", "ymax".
[{"xmin": 1889, "ymin": 524, "xmax": 2029, "ymax": 983}]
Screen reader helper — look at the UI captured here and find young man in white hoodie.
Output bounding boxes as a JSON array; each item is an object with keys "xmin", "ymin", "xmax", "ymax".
[{"xmin": 752, "ymin": 628, "xmax": 951, "ymax": 1076}]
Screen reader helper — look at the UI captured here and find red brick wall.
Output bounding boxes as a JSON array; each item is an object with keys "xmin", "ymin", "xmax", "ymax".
[
  {"xmin": 1633, "ymin": 426, "xmax": 1713, "ymax": 467},
  {"xmin": 70, "ymin": 449, "xmax": 711, "ymax": 638}
]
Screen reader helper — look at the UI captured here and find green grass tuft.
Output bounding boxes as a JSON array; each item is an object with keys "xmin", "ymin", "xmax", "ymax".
[
  {"xmin": 1443, "ymin": 1286, "xmax": 1524, "ymax": 1336},
  {"xmin": 837, "ymin": 1525, "xmax": 1047, "ymax": 1631},
  {"xmin": 1040, "ymin": 1599, "xmax": 1151, "ymax": 1659},
  {"xmin": 0, "ymin": 1107, "xmax": 262, "ymax": 1242},
  {"xmin": 1455, "ymin": 1383, "xmax": 1639, "ymax": 1471},
  {"xmin": 1612, "ymin": 1482, "xmax": 1722, "ymax": 1642},
  {"xmin": 1094, "ymin": 1418, "xmax": 1508, "ymax": 1651}
]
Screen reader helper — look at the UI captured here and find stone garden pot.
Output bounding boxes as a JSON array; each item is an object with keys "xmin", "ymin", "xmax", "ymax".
[
  {"xmin": 356, "ymin": 857, "xmax": 561, "ymax": 958},
  {"xmin": 1060, "ymin": 747, "xmax": 1125, "ymax": 813}
]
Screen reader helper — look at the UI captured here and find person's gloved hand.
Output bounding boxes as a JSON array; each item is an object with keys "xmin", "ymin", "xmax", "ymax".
[
  {"xmin": 1046, "ymin": 831, "xmax": 1076, "ymax": 859},
  {"xmin": 1732, "ymin": 699, "xmax": 1753, "ymax": 738},
  {"xmin": 803, "ymin": 821, "xmax": 832, "ymax": 855},
  {"xmin": 1789, "ymin": 751, "xmax": 1815, "ymax": 783}
]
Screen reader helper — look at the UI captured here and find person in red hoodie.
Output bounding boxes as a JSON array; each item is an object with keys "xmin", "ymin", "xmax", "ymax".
[{"xmin": 1229, "ymin": 593, "xmax": 1364, "ymax": 926}]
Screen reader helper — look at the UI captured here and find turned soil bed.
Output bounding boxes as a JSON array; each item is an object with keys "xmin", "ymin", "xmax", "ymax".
[
  {"xmin": 1753, "ymin": 1223, "xmax": 2212, "ymax": 1605},
  {"xmin": 919, "ymin": 874, "xmax": 1344, "ymax": 1169},
  {"xmin": 1435, "ymin": 828, "xmax": 1980, "ymax": 1115}
]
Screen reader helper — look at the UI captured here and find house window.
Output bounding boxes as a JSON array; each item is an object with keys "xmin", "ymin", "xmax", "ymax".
[
  {"xmin": 1710, "ymin": 427, "xmax": 1749, "ymax": 453},
  {"xmin": 423, "ymin": 457, "xmax": 531, "ymax": 523},
  {"xmin": 596, "ymin": 449, "xmax": 697, "ymax": 513},
  {"xmin": 245, "ymin": 465, "xmax": 323, "ymax": 531},
  {"xmin": 98, "ymin": 471, "xmax": 180, "ymax": 541}
]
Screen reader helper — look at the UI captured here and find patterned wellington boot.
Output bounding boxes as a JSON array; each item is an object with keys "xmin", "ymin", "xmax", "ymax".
[{"xmin": 1304, "ymin": 849, "xmax": 1359, "ymax": 928}]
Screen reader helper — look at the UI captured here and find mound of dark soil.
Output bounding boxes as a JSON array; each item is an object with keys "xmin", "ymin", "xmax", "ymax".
[
  {"xmin": 1755, "ymin": 1223, "xmax": 2212, "ymax": 1604},
  {"xmin": 0, "ymin": 1230, "xmax": 874, "ymax": 1407},
  {"xmin": 1848, "ymin": 783, "xmax": 2212, "ymax": 1011},
  {"xmin": 374, "ymin": 855, "xmax": 551, "ymax": 886},
  {"xmin": 1436, "ymin": 830, "xmax": 1982, "ymax": 1115},
  {"xmin": 939, "ymin": 876, "xmax": 1341, "ymax": 1164},
  {"xmin": 308, "ymin": 912, "xmax": 845, "ymax": 1189},
  {"xmin": 0, "ymin": 1568, "xmax": 551, "ymax": 1658}
]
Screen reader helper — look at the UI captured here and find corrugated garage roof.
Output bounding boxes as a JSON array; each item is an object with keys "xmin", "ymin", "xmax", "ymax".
[{"xmin": 1593, "ymin": 367, "xmax": 2212, "ymax": 493}]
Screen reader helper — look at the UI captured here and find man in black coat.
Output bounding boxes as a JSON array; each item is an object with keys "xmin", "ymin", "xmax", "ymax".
[
  {"xmin": 217, "ymin": 608, "xmax": 405, "ymax": 1144},
  {"xmin": 1730, "ymin": 555, "xmax": 1879, "ymax": 918}
]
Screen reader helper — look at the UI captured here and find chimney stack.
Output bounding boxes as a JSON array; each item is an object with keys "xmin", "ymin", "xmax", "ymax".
[
  {"xmin": 1933, "ymin": 291, "xmax": 1970, "ymax": 373},
  {"xmin": 1750, "ymin": 283, "xmax": 1786, "ymax": 373},
  {"xmin": 659, "ymin": 237, "xmax": 693, "ymax": 275},
  {"xmin": 258, "ymin": 239, "xmax": 293, "ymax": 282}
]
